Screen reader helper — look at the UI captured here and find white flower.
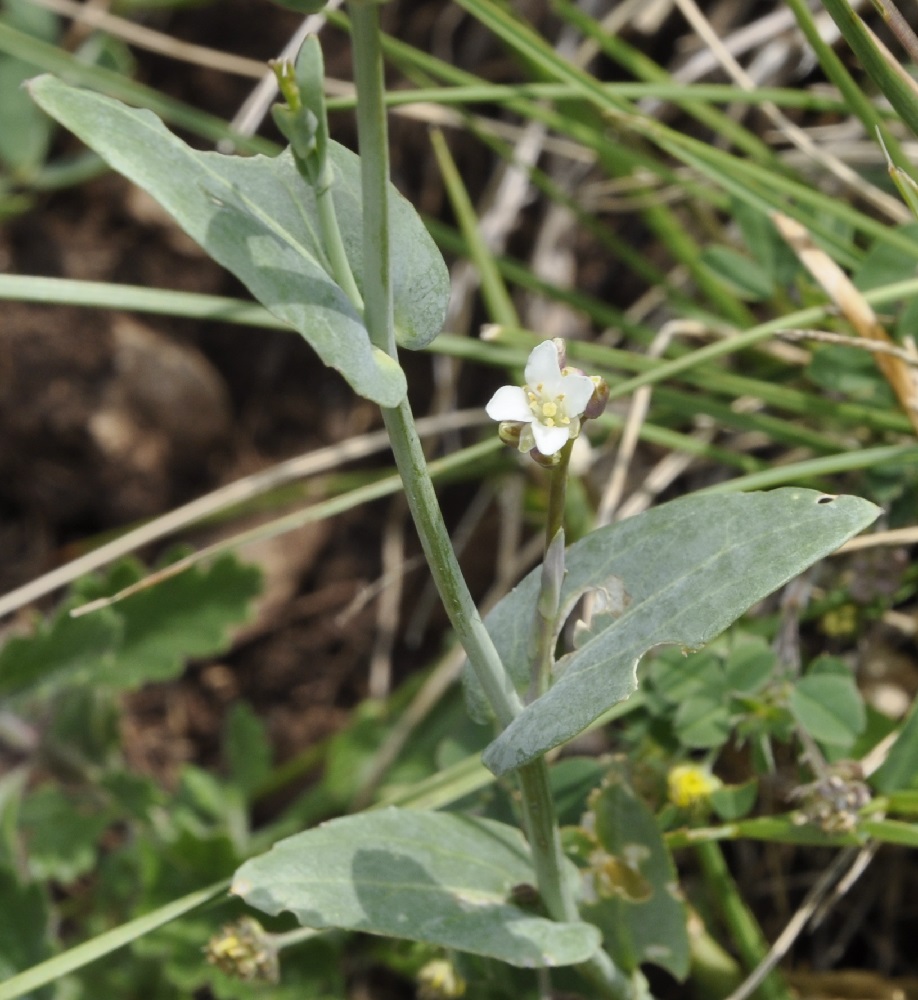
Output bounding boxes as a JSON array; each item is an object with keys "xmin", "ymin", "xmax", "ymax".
[{"xmin": 486, "ymin": 340, "xmax": 596, "ymax": 456}]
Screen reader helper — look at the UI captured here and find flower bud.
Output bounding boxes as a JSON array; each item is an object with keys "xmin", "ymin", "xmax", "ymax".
[
  {"xmin": 417, "ymin": 959, "xmax": 466, "ymax": 999},
  {"xmin": 582, "ymin": 375, "xmax": 610, "ymax": 421},
  {"xmin": 550, "ymin": 337, "xmax": 567, "ymax": 369},
  {"xmin": 497, "ymin": 421, "xmax": 524, "ymax": 447},
  {"xmin": 205, "ymin": 917, "xmax": 279, "ymax": 984},
  {"xmin": 529, "ymin": 446, "xmax": 561, "ymax": 468}
]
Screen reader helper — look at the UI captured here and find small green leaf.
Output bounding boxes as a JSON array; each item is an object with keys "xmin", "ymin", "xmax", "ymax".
[
  {"xmin": 0, "ymin": 0, "xmax": 58, "ymax": 174},
  {"xmin": 104, "ymin": 554, "xmax": 262, "ymax": 688},
  {"xmin": 583, "ymin": 776, "xmax": 689, "ymax": 979},
  {"xmin": 807, "ymin": 345, "xmax": 891, "ymax": 405},
  {"xmin": 471, "ymin": 490, "xmax": 879, "ymax": 775},
  {"xmin": 0, "ymin": 603, "xmax": 121, "ymax": 699},
  {"xmin": 723, "ymin": 642, "xmax": 776, "ymax": 695},
  {"xmin": 700, "ymin": 246, "xmax": 775, "ymax": 301},
  {"xmin": 733, "ymin": 200, "xmax": 800, "ymax": 287},
  {"xmin": 1, "ymin": 555, "xmax": 261, "ymax": 697},
  {"xmin": 19, "ymin": 787, "xmax": 111, "ymax": 881},
  {"xmin": 224, "ymin": 702, "xmax": 272, "ymax": 798},
  {"xmin": 673, "ymin": 696, "xmax": 732, "ymax": 750},
  {"xmin": 789, "ymin": 673, "xmax": 866, "ymax": 747},
  {"xmin": 647, "ymin": 650, "xmax": 724, "ymax": 706},
  {"xmin": 853, "ymin": 223, "xmax": 918, "ymax": 290},
  {"xmin": 710, "ymin": 781, "xmax": 758, "ymax": 822},
  {"xmin": 232, "ymin": 808, "xmax": 601, "ymax": 967},
  {"xmin": 0, "ymin": 866, "xmax": 53, "ymax": 988}
]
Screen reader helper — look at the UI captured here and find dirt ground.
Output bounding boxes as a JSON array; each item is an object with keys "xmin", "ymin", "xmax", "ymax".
[{"xmin": 0, "ymin": 0, "xmax": 582, "ymax": 783}]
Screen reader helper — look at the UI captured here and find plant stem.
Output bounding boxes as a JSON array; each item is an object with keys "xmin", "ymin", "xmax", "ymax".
[
  {"xmin": 349, "ymin": 0, "xmax": 396, "ymax": 358},
  {"xmin": 694, "ymin": 840, "xmax": 792, "ymax": 1000},
  {"xmin": 347, "ymin": 5, "xmax": 632, "ymax": 996},
  {"xmin": 383, "ymin": 399, "xmax": 524, "ymax": 727},
  {"xmin": 546, "ymin": 440, "xmax": 572, "ymax": 543},
  {"xmin": 531, "ymin": 446, "xmax": 571, "ymax": 696},
  {"xmin": 316, "ymin": 168, "xmax": 364, "ymax": 311}
]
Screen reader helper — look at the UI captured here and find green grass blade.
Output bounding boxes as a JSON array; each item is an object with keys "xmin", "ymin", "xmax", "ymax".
[
  {"xmin": 0, "ymin": 880, "xmax": 228, "ymax": 1000},
  {"xmin": 429, "ymin": 128, "xmax": 518, "ymax": 327},
  {"xmin": 820, "ymin": 0, "xmax": 918, "ymax": 141}
]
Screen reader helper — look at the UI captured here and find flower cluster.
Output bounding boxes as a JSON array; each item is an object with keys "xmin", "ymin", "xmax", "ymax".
[
  {"xmin": 789, "ymin": 761, "xmax": 871, "ymax": 834},
  {"xmin": 204, "ymin": 917, "xmax": 279, "ymax": 984},
  {"xmin": 486, "ymin": 340, "xmax": 608, "ymax": 462}
]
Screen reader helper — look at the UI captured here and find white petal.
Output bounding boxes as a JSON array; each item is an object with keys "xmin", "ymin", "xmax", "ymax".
[
  {"xmin": 562, "ymin": 373, "xmax": 596, "ymax": 417},
  {"xmin": 486, "ymin": 385, "xmax": 532, "ymax": 423},
  {"xmin": 531, "ymin": 421, "xmax": 571, "ymax": 456},
  {"xmin": 524, "ymin": 341, "xmax": 563, "ymax": 393}
]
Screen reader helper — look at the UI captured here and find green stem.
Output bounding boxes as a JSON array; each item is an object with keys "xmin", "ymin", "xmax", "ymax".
[
  {"xmin": 531, "ymin": 444, "xmax": 571, "ymax": 695},
  {"xmin": 347, "ymin": 6, "xmax": 632, "ymax": 996},
  {"xmin": 349, "ymin": 1, "xmax": 397, "ymax": 357},
  {"xmin": 382, "ymin": 401, "xmax": 523, "ymax": 727},
  {"xmin": 316, "ymin": 164, "xmax": 364, "ymax": 311},
  {"xmin": 546, "ymin": 440, "xmax": 572, "ymax": 542},
  {"xmin": 694, "ymin": 841, "xmax": 792, "ymax": 1000}
]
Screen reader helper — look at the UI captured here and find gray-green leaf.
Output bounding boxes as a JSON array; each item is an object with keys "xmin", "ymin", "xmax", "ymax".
[
  {"xmin": 470, "ymin": 490, "xmax": 878, "ymax": 775},
  {"xmin": 232, "ymin": 808, "xmax": 602, "ymax": 968},
  {"xmin": 27, "ymin": 75, "xmax": 450, "ymax": 405}
]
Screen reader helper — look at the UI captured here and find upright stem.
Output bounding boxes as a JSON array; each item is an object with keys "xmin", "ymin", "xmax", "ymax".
[
  {"xmin": 349, "ymin": 0, "xmax": 396, "ymax": 358},
  {"xmin": 546, "ymin": 440, "xmax": 573, "ymax": 543},
  {"xmin": 695, "ymin": 841, "xmax": 792, "ymax": 1000},
  {"xmin": 347, "ymin": 6, "xmax": 631, "ymax": 996}
]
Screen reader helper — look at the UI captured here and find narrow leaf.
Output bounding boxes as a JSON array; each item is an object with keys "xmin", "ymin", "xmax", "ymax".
[
  {"xmin": 819, "ymin": 0, "xmax": 918, "ymax": 142},
  {"xmin": 0, "ymin": 881, "xmax": 228, "ymax": 1000},
  {"xmin": 472, "ymin": 490, "xmax": 878, "ymax": 775},
  {"xmin": 872, "ymin": 694, "xmax": 918, "ymax": 793},
  {"xmin": 232, "ymin": 808, "xmax": 601, "ymax": 967}
]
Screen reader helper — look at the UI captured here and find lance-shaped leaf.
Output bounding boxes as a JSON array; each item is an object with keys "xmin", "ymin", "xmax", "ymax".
[
  {"xmin": 232, "ymin": 808, "xmax": 602, "ymax": 968},
  {"xmin": 468, "ymin": 490, "xmax": 878, "ymax": 775},
  {"xmin": 27, "ymin": 75, "xmax": 451, "ymax": 405}
]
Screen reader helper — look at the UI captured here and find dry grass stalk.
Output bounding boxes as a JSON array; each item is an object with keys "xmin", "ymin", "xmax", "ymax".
[{"xmin": 772, "ymin": 211, "xmax": 918, "ymax": 436}]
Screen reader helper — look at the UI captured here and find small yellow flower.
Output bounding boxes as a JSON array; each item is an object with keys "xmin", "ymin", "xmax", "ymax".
[
  {"xmin": 417, "ymin": 958, "xmax": 466, "ymax": 1000},
  {"xmin": 668, "ymin": 764, "xmax": 721, "ymax": 809}
]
